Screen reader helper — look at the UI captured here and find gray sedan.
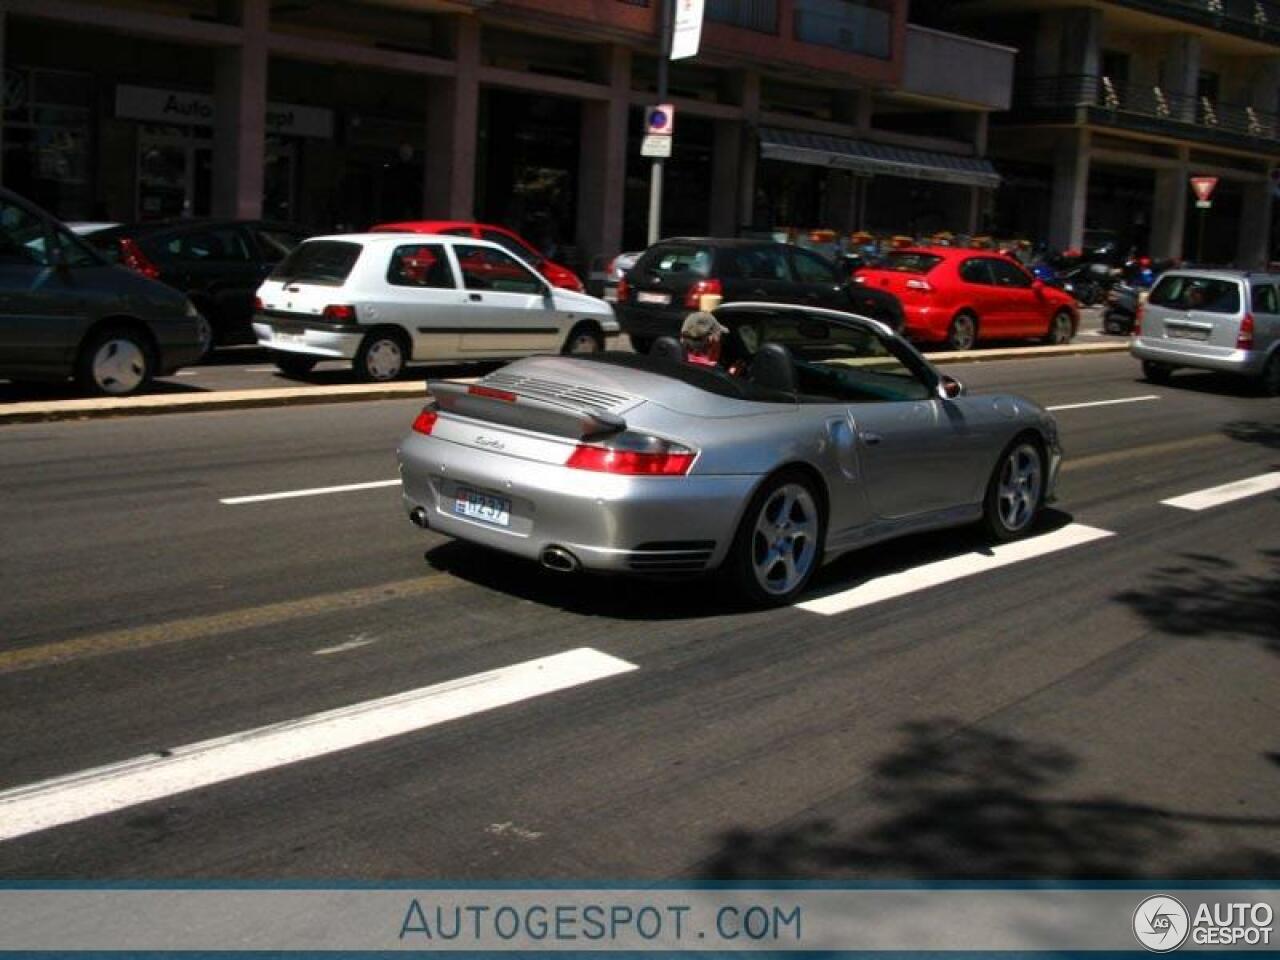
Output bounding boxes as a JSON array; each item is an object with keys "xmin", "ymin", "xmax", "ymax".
[{"xmin": 398, "ymin": 303, "xmax": 1062, "ymax": 605}]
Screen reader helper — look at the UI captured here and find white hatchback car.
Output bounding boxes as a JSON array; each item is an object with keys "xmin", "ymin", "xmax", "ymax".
[{"xmin": 253, "ymin": 233, "xmax": 619, "ymax": 380}]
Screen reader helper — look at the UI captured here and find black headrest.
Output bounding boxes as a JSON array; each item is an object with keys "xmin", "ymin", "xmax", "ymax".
[
  {"xmin": 751, "ymin": 342, "xmax": 796, "ymax": 394},
  {"xmin": 651, "ymin": 336, "xmax": 685, "ymax": 362}
]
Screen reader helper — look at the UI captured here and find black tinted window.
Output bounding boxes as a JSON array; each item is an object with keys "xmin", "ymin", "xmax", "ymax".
[
  {"xmin": 883, "ymin": 252, "xmax": 943, "ymax": 273},
  {"xmin": 0, "ymin": 200, "xmax": 54, "ymax": 266},
  {"xmin": 960, "ymin": 258, "xmax": 994, "ymax": 285},
  {"xmin": 989, "ymin": 258, "xmax": 1033, "ymax": 288},
  {"xmin": 732, "ymin": 246, "xmax": 789, "ymax": 281},
  {"xmin": 1250, "ymin": 283, "xmax": 1278, "ymax": 314},
  {"xmin": 1149, "ymin": 275, "xmax": 1241, "ymax": 314},
  {"xmin": 270, "ymin": 240, "xmax": 362, "ymax": 285},
  {"xmin": 454, "ymin": 243, "xmax": 544, "ymax": 294},
  {"xmin": 792, "ymin": 249, "xmax": 837, "ymax": 283},
  {"xmin": 255, "ymin": 228, "xmax": 305, "ymax": 264},
  {"xmin": 152, "ymin": 227, "xmax": 251, "ymax": 263}
]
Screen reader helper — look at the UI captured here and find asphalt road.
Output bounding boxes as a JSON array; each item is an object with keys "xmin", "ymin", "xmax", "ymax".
[{"xmin": 0, "ymin": 350, "xmax": 1276, "ymax": 880}]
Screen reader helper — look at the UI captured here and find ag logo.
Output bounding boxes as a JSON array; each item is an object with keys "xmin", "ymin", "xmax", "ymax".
[{"xmin": 1133, "ymin": 895, "xmax": 1190, "ymax": 952}]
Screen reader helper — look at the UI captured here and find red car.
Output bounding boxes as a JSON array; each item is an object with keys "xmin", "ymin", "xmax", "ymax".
[
  {"xmin": 853, "ymin": 248, "xmax": 1077, "ymax": 350},
  {"xmin": 371, "ymin": 220, "xmax": 584, "ymax": 293}
]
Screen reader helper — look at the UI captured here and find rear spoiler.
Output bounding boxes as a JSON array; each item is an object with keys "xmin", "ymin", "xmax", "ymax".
[{"xmin": 427, "ymin": 380, "xmax": 626, "ymax": 441}]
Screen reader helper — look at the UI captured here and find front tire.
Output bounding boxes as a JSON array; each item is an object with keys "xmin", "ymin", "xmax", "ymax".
[
  {"xmin": 629, "ymin": 334, "xmax": 653, "ymax": 354},
  {"xmin": 947, "ymin": 312, "xmax": 978, "ymax": 351},
  {"xmin": 76, "ymin": 327, "xmax": 155, "ymax": 396},
  {"xmin": 354, "ymin": 331, "xmax": 408, "ymax": 382},
  {"xmin": 1142, "ymin": 359, "xmax": 1173, "ymax": 385},
  {"xmin": 982, "ymin": 437, "xmax": 1045, "ymax": 542},
  {"xmin": 562, "ymin": 322, "xmax": 604, "ymax": 355},
  {"xmin": 1045, "ymin": 310, "xmax": 1074, "ymax": 345},
  {"xmin": 725, "ymin": 470, "xmax": 825, "ymax": 606}
]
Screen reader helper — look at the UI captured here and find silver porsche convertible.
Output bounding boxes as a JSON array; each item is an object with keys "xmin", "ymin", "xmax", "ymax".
[{"xmin": 398, "ymin": 303, "xmax": 1062, "ymax": 605}]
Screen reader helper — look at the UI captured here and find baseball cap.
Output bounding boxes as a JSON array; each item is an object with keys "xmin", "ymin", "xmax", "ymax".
[{"xmin": 680, "ymin": 312, "xmax": 728, "ymax": 341}]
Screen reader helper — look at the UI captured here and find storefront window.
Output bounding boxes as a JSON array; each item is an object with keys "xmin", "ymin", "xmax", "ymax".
[{"xmin": 2, "ymin": 67, "xmax": 93, "ymax": 219}]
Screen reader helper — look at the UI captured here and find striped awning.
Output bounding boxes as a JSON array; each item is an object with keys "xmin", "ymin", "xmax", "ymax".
[{"xmin": 758, "ymin": 126, "xmax": 1001, "ymax": 189}]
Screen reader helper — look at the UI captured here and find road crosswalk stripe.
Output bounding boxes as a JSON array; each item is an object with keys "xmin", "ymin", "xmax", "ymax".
[
  {"xmin": 0, "ymin": 648, "xmax": 637, "ymax": 843},
  {"xmin": 1160, "ymin": 471, "xmax": 1280, "ymax": 511},
  {"xmin": 796, "ymin": 523, "xmax": 1115, "ymax": 616}
]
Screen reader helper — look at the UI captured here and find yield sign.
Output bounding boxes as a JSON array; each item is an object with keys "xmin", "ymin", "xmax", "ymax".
[{"xmin": 1190, "ymin": 176, "xmax": 1219, "ymax": 203}]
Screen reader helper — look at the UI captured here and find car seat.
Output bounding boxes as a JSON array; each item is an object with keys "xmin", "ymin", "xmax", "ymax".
[
  {"xmin": 651, "ymin": 336, "xmax": 686, "ymax": 362},
  {"xmin": 751, "ymin": 342, "xmax": 797, "ymax": 394}
]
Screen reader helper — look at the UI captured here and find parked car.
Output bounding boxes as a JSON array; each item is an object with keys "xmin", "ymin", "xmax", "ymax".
[
  {"xmin": 253, "ymin": 233, "xmax": 618, "ymax": 381},
  {"xmin": 1130, "ymin": 269, "xmax": 1280, "ymax": 395},
  {"xmin": 398, "ymin": 301, "xmax": 1062, "ymax": 605},
  {"xmin": 852, "ymin": 247, "xmax": 1078, "ymax": 350},
  {"xmin": 615, "ymin": 238, "xmax": 903, "ymax": 353},
  {"xmin": 602, "ymin": 250, "xmax": 642, "ymax": 302},
  {"xmin": 371, "ymin": 220, "xmax": 584, "ymax": 293},
  {"xmin": 65, "ymin": 222, "xmax": 120, "ymax": 237},
  {"xmin": 0, "ymin": 187, "xmax": 203, "ymax": 395},
  {"xmin": 87, "ymin": 219, "xmax": 309, "ymax": 355}
]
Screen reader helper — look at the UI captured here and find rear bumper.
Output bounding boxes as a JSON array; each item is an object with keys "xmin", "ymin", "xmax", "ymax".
[
  {"xmin": 252, "ymin": 320, "xmax": 364, "ymax": 359},
  {"xmin": 615, "ymin": 305, "xmax": 685, "ymax": 339},
  {"xmin": 1130, "ymin": 337, "xmax": 1268, "ymax": 376},
  {"xmin": 900, "ymin": 304, "xmax": 948, "ymax": 342},
  {"xmin": 397, "ymin": 431, "xmax": 757, "ymax": 575}
]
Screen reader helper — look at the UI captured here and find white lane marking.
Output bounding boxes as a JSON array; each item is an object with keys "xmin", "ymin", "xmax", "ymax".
[
  {"xmin": 1160, "ymin": 472, "xmax": 1280, "ymax": 512},
  {"xmin": 174, "ymin": 370, "xmax": 200, "ymax": 377},
  {"xmin": 797, "ymin": 523, "xmax": 1115, "ymax": 617},
  {"xmin": 220, "ymin": 479, "xmax": 399, "ymax": 505},
  {"xmin": 243, "ymin": 365, "xmax": 280, "ymax": 372},
  {"xmin": 1046, "ymin": 395, "xmax": 1158, "ymax": 412},
  {"xmin": 0, "ymin": 648, "xmax": 637, "ymax": 843},
  {"xmin": 313, "ymin": 635, "xmax": 377, "ymax": 656}
]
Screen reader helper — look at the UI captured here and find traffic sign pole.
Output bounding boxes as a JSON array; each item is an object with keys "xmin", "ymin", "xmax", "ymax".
[{"xmin": 647, "ymin": 0, "xmax": 674, "ymax": 247}]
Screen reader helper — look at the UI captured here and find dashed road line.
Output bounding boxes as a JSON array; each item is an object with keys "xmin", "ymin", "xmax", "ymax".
[
  {"xmin": 1160, "ymin": 471, "xmax": 1280, "ymax": 512},
  {"xmin": 797, "ymin": 523, "xmax": 1115, "ymax": 616},
  {"xmin": 0, "ymin": 648, "xmax": 638, "ymax": 843},
  {"xmin": 220, "ymin": 479, "xmax": 400, "ymax": 505},
  {"xmin": 1046, "ymin": 395, "xmax": 1158, "ymax": 412}
]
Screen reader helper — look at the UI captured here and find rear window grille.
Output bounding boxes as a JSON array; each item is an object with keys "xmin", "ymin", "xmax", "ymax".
[{"xmin": 482, "ymin": 372, "xmax": 634, "ymax": 412}]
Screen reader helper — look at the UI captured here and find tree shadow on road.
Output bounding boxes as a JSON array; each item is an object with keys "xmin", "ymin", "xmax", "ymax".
[
  {"xmin": 1112, "ymin": 548, "xmax": 1280, "ymax": 657},
  {"xmin": 701, "ymin": 720, "xmax": 1280, "ymax": 880}
]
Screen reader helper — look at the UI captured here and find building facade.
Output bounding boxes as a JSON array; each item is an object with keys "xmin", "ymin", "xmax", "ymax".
[
  {"xmin": 0, "ymin": 0, "xmax": 1011, "ymax": 273},
  {"xmin": 923, "ymin": 0, "xmax": 1280, "ymax": 266}
]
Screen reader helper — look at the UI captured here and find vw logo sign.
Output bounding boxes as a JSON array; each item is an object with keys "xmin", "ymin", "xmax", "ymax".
[{"xmin": 1133, "ymin": 895, "xmax": 1190, "ymax": 952}]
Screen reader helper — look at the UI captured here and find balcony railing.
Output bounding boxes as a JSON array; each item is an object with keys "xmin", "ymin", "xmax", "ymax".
[
  {"xmin": 1105, "ymin": 0, "xmax": 1280, "ymax": 45},
  {"xmin": 1018, "ymin": 74, "xmax": 1280, "ymax": 145},
  {"xmin": 706, "ymin": 0, "xmax": 778, "ymax": 33},
  {"xmin": 793, "ymin": 0, "xmax": 892, "ymax": 59}
]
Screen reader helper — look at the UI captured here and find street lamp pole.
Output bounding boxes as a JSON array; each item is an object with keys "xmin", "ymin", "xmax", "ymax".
[{"xmin": 647, "ymin": 0, "xmax": 674, "ymax": 246}]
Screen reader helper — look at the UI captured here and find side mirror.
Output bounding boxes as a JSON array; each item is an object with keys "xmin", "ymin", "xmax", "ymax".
[
  {"xmin": 939, "ymin": 375, "xmax": 964, "ymax": 400},
  {"xmin": 1032, "ymin": 279, "xmax": 1045, "ymax": 293}
]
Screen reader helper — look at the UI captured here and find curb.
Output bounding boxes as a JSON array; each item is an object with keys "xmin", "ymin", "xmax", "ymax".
[{"xmin": 1, "ymin": 341, "xmax": 1131, "ymax": 425}]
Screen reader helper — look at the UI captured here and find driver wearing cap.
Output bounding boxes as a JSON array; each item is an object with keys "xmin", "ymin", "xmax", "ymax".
[{"xmin": 680, "ymin": 311, "xmax": 729, "ymax": 369}]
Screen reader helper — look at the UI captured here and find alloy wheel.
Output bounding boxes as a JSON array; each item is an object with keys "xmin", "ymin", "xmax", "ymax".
[
  {"xmin": 996, "ymin": 442, "xmax": 1043, "ymax": 534},
  {"xmin": 750, "ymin": 483, "xmax": 819, "ymax": 597}
]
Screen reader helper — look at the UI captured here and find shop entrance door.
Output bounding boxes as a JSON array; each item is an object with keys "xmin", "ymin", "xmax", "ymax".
[{"xmin": 137, "ymin": 126, "xmax": 212, "ymax": 220}]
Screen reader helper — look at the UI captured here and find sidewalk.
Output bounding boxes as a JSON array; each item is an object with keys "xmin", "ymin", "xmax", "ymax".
[{"xmin": 0, "ymin": 341, "xmax": 1130, "ymax": 425}]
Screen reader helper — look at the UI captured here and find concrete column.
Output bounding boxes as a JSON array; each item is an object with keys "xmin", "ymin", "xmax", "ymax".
[
  {"xmin": 737, "ymin": 71, "xmax": 761, "ymax": 230},
  {"xmin": 709, "ymin": 119, "xmax": 742, "ymax": 236},
  {"xmin": 212, "ymin": 0, "xmax": 268, "ymax": 219},
  {"xmin": 425, "ymin": 16, "xmax": 479, "ymax": 218},
  {"xmin": 1250, "ymin": 57, "xmax": 1280, "ymax": 139},
  {"xmin": 1164, "ymin": 34, "xmax": 1201, "ymax": 122},
  {"xmin": 960, "ymin": 187, "xmax": 982, "ymax": 235},
  {"xmin": 575, "ymin": 45, "xmax": 630, "ymax": 269},
  {"xmin": 1150, "ymin": 159, "xmax": 1189, "ymax": 261},
  {"xmin": 0, "ymin": 10, "xmax": 6, "ymax": 186},
  {"xmin": 1236, "ymin": 178, "xmax": 1272, "ymax": 269},
  {"xmin": 1048, "ymin": 128, "xmax": 1090, "ymax": 251}
]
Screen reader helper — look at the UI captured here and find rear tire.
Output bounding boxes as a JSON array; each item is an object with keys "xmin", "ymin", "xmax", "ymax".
[
  {"xmin": 75, "ymin": 326, "xmax": 155, "ymax": 396},
  {"xmin": 1259, "ymin": 353, "xmax": 1280, "ymax": 397},
  {"xmin": 629, "ymin": 334, "xmax": 653, "ymax": 354},
  {"xmin": 982, "ymin": 437, "xmax": 1045, "ymax": 542},
  {"xmin": 274, "ymin": 352, "xmax": 317, "ymax": 377},
  {"xmin": 1045, "ymin": 310, "xmax": 1074, "ymax": 345},
  {"xmin": 947, "ymin": 312, "xmax": 978, "ymax": 351},
  {"xmin": 354, "ymin": 330, "xmax": 408, "ymax": 382},
  {"xmin": 724, "ymin": 470, "xmax": 825, "ymax": 607},
  {"xmin": 1142, "ymin": 359, "xmax": 1173, "ymax": 385}
]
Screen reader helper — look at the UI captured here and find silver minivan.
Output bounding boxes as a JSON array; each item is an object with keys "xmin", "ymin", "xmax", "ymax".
[{"xmin": 1130, "ymin": 269, "xmax": 1280, "ymax": 395}]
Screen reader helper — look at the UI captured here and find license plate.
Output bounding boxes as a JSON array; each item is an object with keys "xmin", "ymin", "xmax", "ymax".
[
  {"xmin": 636, "ymin": 291, "xmax": 671, "ymax": 305},
  {"xmin": 1168, "ymin": 326, "xmax": 1209, "ymax": 342},
  {"xmin": 453, "ymin": 488, "xmax": 511, "ymax": 527},
  {"xmin": 275, "ymin": 331, "xmax": 307, "ymax": 344}
]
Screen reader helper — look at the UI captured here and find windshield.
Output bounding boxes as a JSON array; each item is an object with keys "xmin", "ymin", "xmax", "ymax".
[
  {"xmin": 636, "ymin": 244, "xmax": 712, "ymax": 280},
  {"xmin": 270, "ymin": 240, "xmax": 362, "ymax": 285}
]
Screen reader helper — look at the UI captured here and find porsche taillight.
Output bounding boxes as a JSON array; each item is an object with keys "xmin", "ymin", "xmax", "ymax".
[
  {"xmin": 411, "ymin": 408, "xmax": 438, "ymax": 435},
  {"xmin": 565, "ymin": 437, "xmax": 696, "ymax": 476}
]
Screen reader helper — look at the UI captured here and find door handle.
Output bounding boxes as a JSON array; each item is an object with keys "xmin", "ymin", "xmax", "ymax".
[
  {"xmin": 862, "ymin": 431, "xmax": 883, "ymax": 446},
  {"xmin": 469, "ymin": 293, "xmax": 483, "ymax": 302}
]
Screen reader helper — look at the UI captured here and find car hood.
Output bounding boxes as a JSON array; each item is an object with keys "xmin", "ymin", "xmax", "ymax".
[{"xmin": 550, "ymin": 287, "xmax": 617, "ymax": 320}]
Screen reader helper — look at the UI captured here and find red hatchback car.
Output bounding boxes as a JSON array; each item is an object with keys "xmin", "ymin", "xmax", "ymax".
[
  {"xmin": 371, "ymin": 220, "xmax": 584, "ymax": 293},
  {"xmin": 854, "ymin": 248, "xmax": 1077, "ymax": 350}
]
